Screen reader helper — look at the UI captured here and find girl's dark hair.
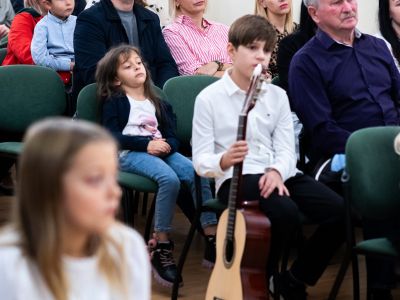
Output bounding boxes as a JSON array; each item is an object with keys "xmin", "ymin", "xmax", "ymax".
[
  {"xmin": 379, "ymin": 0, "xmax": 400, "ymax": 65},
  {"xmin": 95, "ymin": 44, "xmax": 162, "ymax": 120},
  {"xmin": 299, "ymin": 2, "xmax": 317, "ymax": 39}
]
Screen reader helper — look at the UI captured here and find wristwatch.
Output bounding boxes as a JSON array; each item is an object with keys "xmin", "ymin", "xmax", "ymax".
[{"xmin": 213, "ymin": 60, "xmax": 223, "ymax": 71}]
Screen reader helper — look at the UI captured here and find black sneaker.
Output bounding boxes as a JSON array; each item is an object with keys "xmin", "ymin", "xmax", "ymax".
[
  {"xmin": 278, "ymin": 271, "xmax": 307, "ymax": 300},
  {"xmin": 202, "ymin": 235, "xmax": 216, "ymax": 269},
  {"xmin": 148, "ymin": 238, "xmax": 183, "ymax": 287}
]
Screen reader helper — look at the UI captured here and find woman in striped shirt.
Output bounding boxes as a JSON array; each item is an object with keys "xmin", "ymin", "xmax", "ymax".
[{"xmin": 163, "ymin": 0, "xmax": 232, "ymax": 76}]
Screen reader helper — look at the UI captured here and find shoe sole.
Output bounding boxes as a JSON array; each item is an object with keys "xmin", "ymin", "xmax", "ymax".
[{"xmin": 152, "ymin": 267, "xmax": 183, "ymax": 288}]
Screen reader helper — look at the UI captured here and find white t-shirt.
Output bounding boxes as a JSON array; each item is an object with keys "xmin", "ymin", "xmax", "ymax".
[
  {"xmin": 122, "ymin": 96, "xmax": 162, "ymax": 139},
  {"xmin": 0, "ymin": 224, "xmax": 150, "ymax": 300}
]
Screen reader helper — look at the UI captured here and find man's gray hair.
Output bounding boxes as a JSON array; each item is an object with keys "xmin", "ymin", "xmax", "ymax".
[{"xmin": 303, "ymin": 0, "xmax": 319, "ymax": 7}]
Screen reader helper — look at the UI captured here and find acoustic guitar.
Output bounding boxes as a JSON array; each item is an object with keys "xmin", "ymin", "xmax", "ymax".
[{"xmin": 205, "ymin": 65, "xmax": 271, "ymax": 300}]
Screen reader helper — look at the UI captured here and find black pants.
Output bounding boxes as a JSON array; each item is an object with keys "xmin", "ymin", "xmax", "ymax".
[{"xmin": 217, "ymin": 173, "xmax": 345, "ymax": 286}]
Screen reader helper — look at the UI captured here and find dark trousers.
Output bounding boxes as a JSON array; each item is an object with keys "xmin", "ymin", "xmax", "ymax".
[
  {"xmin": 317, "ymin": 162, "xmax": 398, "ymax": 290},
  {"xmin": 217, "ymin": 173, "xmax": 345, "ymax": 285}
]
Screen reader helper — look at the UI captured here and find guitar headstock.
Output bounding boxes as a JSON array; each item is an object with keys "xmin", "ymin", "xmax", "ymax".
[{"xmin": 241, "ymin": 64, "xmax": 269, "ymax": 115}]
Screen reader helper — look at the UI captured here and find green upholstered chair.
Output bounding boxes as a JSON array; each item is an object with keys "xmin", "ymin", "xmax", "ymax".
[
  {"xmin": 163, "ymin": 75, "xmax": 225, "ymax": 299},
  {"xmin": 75, "ymin": 83, "xmax": 163, "ymax": 238},
  {"xmin": 0, "ymin": 65, "xmax": 66, "ymax": 159},
  {"xmin": 341, "ymin": 126, "xmax": 400, "ymax": 300},
  {"xmin": 0, "ymin": 48, "xmax": 7, "ymax": 65}
]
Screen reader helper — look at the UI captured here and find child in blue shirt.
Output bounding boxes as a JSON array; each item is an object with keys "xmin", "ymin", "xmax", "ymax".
[{"xmin": 31, "ymin": 0, "xmax": 76, "ymax": 83}]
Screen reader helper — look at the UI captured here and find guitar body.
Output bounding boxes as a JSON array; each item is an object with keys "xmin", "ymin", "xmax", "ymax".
[{"xmin": 206, "ymin": 203, "xmax": 271, "ymax": 300}]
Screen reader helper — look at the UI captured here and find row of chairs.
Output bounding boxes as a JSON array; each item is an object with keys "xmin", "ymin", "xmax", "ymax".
[{"xmin": 0, "ymin": 65, "xmax": 399, "ymax": 299}]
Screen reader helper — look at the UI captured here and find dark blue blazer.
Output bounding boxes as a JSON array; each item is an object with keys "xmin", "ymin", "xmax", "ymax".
[
  {"xmin": 73, "ymin": 0, "xmax": 178, "ymax": 96},
  {"xmin": 102, "ymin": 94, "xmax": 180, "ymax": 153}
]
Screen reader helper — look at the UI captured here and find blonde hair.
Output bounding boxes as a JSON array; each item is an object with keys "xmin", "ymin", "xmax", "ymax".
[
  {"xmin": 14, "ymin": 117, "xmax": 126, "ymax": 300},
  {"xmin": 169, "ymin": 0, "xmax": 178, "ymax": 19},
  {"xmin": 254, "ymin": 0, "xmax": 296, "ymax": 33},
  {"xmin": 24, "ymin": 0, "xmax": 46, "ymax": 15},
  {"xmin": 168, "ymin": 0, "xmax": 207, "ymax": 19}
]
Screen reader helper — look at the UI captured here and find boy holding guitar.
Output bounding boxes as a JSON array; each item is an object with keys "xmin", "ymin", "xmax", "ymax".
[{"xmin": 192, "ymin": 15, "xmax": 345, "ymax": 300}]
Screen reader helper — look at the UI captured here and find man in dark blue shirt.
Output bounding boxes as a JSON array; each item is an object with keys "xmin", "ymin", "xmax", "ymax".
[
  {"xmin": 289, "ymin": 0, "xmax": 399, "ymax": 299},
  {"xmin": 290, "ymin": 2, "xmax": 400, "ymax": 166}
]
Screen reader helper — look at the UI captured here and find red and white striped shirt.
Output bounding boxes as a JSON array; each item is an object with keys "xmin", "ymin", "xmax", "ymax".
[{"xmin": 162, "ymin": 15, "xmax": 232, "ymax": 75}]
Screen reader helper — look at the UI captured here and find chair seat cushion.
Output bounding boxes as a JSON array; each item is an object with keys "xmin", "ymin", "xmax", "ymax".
[
  {"xmin": 355, "ymin": 238, "xmax": 398, "ymax": 257},
  {"xmin": 0, "ymin": 142, "xmax": 23, "ymax": 155},
  {"xmin": 118, "ymin": 171, "xmax": 157, "ymax": 192}
]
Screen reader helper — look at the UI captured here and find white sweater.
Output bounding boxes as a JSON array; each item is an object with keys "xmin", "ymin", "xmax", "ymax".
[{"xmin": 0, "ymin": 224, "xmax": 150, "ymax": 300}]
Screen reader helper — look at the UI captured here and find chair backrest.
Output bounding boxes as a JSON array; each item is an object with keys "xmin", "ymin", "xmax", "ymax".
[
  {"xmin": 0, "ymin": 65, "xmax": 66, "ymax": 133},
  {"xmin": 163, "ymin": 75, "xmax": 219, "ymax": 144},
  {"xmin": 0, "ymin": 48, "xmax": 7, "ymax": 65},
  {"xmin": 76, "ymin": 83, "xmax": 98, "ymax": 123},
  {"xmin": 76, "ymin": 82, "xmax": 167, "ymax": 124},
  {"xmin": 345, "ymin": 126, "xmax": 400, "ymax": 219}
]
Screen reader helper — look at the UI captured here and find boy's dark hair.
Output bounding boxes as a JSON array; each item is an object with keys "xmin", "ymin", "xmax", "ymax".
[{"xmin": 229, "ymin": 15, "xmax": 277, "ymax": 52}]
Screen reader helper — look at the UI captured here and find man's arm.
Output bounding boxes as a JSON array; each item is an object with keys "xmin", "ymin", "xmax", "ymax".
[
  {"xmin": 73, "ymin": 10, "xmax": 108, "ymax": 88},
  {"xmin": 289, "ymin": 52, "xmax": 351, "ymax": 157}
]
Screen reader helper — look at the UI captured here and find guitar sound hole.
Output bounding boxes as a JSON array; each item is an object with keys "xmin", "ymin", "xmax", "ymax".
[{"xmin": 224, "ymin": 239, "xmax": 234, "ymax": 263}]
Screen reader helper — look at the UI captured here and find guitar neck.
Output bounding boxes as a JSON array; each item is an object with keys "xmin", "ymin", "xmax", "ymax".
[{"xmin": 226, "ymin": 114, "xmax": 247, "ymax": 242}]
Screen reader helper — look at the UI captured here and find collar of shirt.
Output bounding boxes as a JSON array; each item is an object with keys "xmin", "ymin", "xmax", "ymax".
[
  {"xmin": 47, "ymin": 11, "xmax": 72, "ymax": 24},
  {"xmin": 222, "ymin": 68, "xmax": 268, "ymax": 98},
  {"xmin": 316, "ymin": 28, "xmax": 363, "ymax": 49},
  {"xmin": 176, "ymin": 14, "xmax": 213, "ymax": 32}
]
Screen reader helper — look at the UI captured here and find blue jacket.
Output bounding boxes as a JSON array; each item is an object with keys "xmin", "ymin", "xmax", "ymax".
[
  {"xmin": 73, "ymin": 0, "xmax": 178, "ymax": 96},
  {"xmin": 102, "ymin": 94, "xmax": 180, "ymax": 153}
]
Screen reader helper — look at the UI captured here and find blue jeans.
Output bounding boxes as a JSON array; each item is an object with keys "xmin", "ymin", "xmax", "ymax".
[{"xmin": 120, "ymin": 151, "xmax": 217, "ymax": 233}]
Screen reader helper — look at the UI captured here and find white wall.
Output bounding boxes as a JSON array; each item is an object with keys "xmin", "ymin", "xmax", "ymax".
[{"xmin": 203, "ymin": 0, "xmax": 379, "ymax": 35}]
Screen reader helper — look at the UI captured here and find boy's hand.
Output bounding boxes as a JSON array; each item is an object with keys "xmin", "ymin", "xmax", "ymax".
[
  {"xmin": 147, "ymin": 139, "xmax": 171, "ymax": 156},
  {"xmin": 258, "ymin": 169, "xmax": 290, "ymax": 199},
  {"xmin": 70, "ymin": 61, "xmax": 75, "ymax": 71},
  {"xmin": 220, "ymin": 141, "xmax": 248, "ymax": 170}
]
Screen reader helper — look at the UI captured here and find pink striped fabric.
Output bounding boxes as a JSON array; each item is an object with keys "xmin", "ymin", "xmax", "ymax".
[{"xmin": 162, "ymin": 15, "xmax": 232, "ymax": 75}]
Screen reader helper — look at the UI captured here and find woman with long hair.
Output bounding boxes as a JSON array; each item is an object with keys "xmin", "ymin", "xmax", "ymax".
[
  {"xmin": 377, "ymin": 0, "xmax": 400, "ymax": 72},
  {"xmin": 0, "ymin": 118, "xmax": 150, "ymax": 300},
  {"xmin": 255, "ymin": 0, "xmax": 298, "ymax": 78}
]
